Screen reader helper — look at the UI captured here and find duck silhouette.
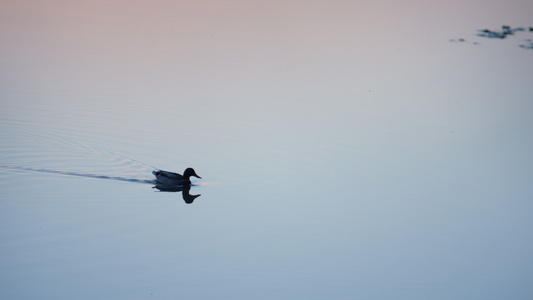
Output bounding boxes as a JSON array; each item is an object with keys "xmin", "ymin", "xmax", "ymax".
[{"xmin": 152, "ymin": 168, "xmax": 202, "ymax": 186}]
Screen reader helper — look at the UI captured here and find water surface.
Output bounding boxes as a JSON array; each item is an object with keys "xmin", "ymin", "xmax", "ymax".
[{"xmin": 1, "ymin": 1, "xmax": 533, "ymax": 299}]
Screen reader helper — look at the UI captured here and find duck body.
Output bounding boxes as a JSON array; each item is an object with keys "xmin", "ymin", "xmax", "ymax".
[{"xmin": 152, "ymin": 168, "xmax": 201, "ymax": 186}]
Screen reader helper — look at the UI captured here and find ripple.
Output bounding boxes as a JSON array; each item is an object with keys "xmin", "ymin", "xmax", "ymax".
[{"xmin": 0, "ymin": 128, "xmax": 157, "ymax": 183}]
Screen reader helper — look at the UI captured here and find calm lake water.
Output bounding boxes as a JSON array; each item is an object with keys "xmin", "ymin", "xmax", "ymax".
[{"xmin": 1, "ymin": 1, "xmax": 533, "ymax": 299}]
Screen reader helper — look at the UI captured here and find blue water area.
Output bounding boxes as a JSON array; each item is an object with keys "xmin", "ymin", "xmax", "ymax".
[{"xmin": 1, "ymin": 1, "xmax": 533, "ymax": 299}]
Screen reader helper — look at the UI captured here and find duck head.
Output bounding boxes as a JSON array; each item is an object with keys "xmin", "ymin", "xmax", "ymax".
[{"xmin": 183, "ymin": 168, "xmax": 202, "ymax": 180}]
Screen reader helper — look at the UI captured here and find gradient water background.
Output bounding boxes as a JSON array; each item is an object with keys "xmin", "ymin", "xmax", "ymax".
[{"xmin": 1, "ymin": 1, "xmax": 533, "ymax": 299}]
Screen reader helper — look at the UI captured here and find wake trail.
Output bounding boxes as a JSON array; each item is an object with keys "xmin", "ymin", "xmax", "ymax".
[{"xmin": 0, "ymin": 165, "xmax": 156, "ymax": 184}]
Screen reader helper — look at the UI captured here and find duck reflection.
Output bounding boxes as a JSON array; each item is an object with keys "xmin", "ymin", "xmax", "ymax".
[{"xmin": 153, "ymin": 183, "xmax": 201, "ymax": 204}]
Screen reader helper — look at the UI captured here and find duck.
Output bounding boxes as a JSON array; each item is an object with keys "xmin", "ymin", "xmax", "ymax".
[{"xmin": 152, "ymin": 168, "xmax": 201, "ymax": 186}]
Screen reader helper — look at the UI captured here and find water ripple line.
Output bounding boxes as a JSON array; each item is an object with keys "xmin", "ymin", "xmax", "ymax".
[
  {"xmin": 0, "ymin": 165, "xmax": 156, "ymax": 184},
  {"xmin": 0, "ymin": 129, "xmax": 159, "ymax": 173}
]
